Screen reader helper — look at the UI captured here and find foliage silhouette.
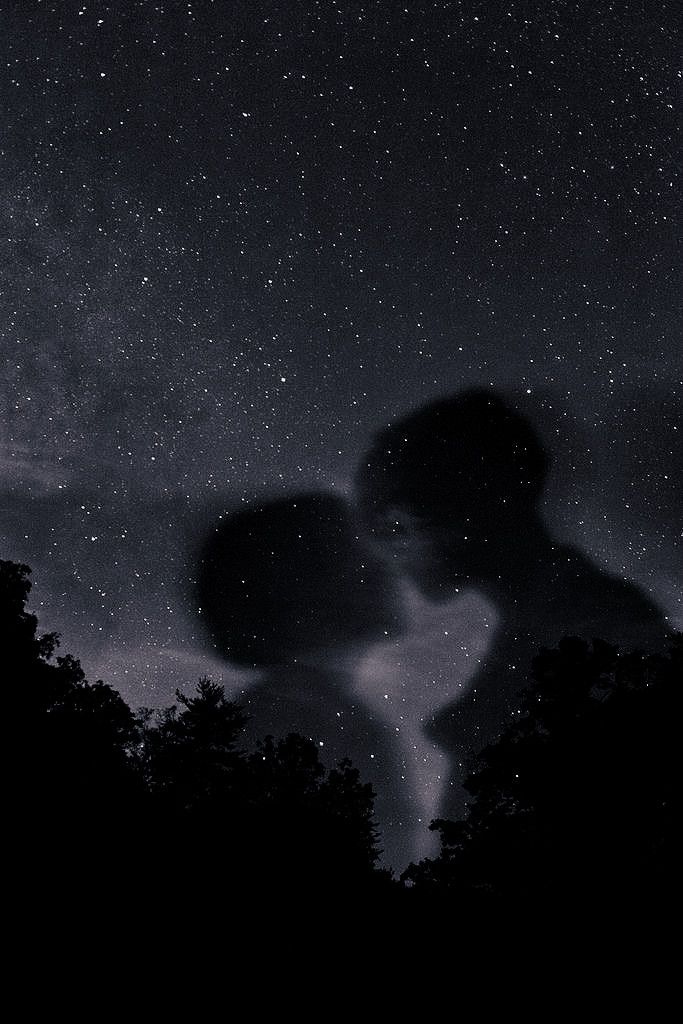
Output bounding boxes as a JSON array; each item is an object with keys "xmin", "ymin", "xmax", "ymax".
[
  {"xmin": 4, "ymin": 559, "xmax": 141, "ymax": 885},
  {"xmin": 136, "ymin": 680, "xmax": 384, "ymax": 894},
  {"xmin": 4, "ymin": 559, "xmax": 388, "ymax": 905},
  {"xmin": 5, "ymin": 556, "xmax": 677, "ymax": 913},
  {"xmin": 137, "ymin": 678, "xmax": 248, "ymax": 809},
  {"xmin": 403, "ymin": 635, "xmax": 680, "ymax": 906}
]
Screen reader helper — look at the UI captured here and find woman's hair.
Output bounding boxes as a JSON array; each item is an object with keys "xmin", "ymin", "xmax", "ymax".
[{"xmin": 197, "ymin": 492, "xmax": 401, "ymax": 666}]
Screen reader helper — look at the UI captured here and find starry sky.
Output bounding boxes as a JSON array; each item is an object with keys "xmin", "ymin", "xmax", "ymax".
[{"xmin": 1, "ymin": 2, "xmax": 680, "ymax": 863}]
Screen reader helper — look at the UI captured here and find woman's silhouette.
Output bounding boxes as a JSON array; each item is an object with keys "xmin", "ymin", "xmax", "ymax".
[
  {"xmin": 356, "ymin": 388, "xmax": 672, "ymax": 823},
  {"xmin": 196, "ymin": 492, "xmax": 413, "ymax": 868}
]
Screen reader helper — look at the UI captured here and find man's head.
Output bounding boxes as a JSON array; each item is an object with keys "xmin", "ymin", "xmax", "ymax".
[{"xmin": 355, "ymin": 389, "xmax": 549, "ymax": 594}]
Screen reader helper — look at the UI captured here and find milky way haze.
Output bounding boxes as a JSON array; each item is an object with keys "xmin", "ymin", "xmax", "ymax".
[{"xmin": 1, "ymin": 2, "xmax": 680, "ymax": 866}]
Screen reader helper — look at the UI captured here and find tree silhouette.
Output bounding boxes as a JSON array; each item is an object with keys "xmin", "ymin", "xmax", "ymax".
[
  {"xmin": 138, "ymin": 688, "xmax": 384, "ymax": 895},
  {"xmin": 3, "ymin": 560, "xmax": 140, "ymax": 856},
  {"xmin": 3, "ymin": 556, "xmax": 395, "ymax": 911},
  {"xmin": 11, "ymin": 553, "xmax": 674, "ymax": 914},
  {"xmin": 4, "ymin": 555, "xmax": 399, "ymax": 925},
  {"xmin": 137, "ymin": 678, "xmax": 247, "ymax": 810},
  {"xmin": 404, "ymin": 635, "xmax": 680, "ymax": 905},
  {"xmin": 1, "ymin": 558, "xmax": 57, "ymax": 667},
  {"xmin": 244, "ymin": 734, "xmax": 382, "ymax": 889},
  {"xmin": 0, "ymin": 559, "xmax": 147, "ymax": 933}
]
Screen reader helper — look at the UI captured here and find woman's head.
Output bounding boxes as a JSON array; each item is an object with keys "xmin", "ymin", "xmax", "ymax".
[{"xmin": 197, "ymin": 492, "xmax": 403, "ymax": 667}]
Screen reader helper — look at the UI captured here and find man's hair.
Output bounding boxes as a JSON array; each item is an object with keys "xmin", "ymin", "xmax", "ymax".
[{"xmin": 355, "ymin": 389, "xmax": 549, "ymax": 531}]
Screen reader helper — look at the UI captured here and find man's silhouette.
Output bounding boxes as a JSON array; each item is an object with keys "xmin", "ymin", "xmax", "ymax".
[
  {"xmin": 196, "ymin": 492, "xmax": 412, "ymax": 868},
  {"xmin": 356, "ymin": 388, "xmax": 672, "ymax": 822}
]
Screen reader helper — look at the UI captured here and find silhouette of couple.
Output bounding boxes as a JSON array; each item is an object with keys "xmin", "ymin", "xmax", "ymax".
[{"xmin": 197, "ymin": 389, "xmax": 670, "ymax": 869}]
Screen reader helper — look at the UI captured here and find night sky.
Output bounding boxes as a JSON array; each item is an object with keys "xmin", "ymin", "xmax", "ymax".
[{"xmin": 2, "ymin": 2, "xmax": 680, "ymax": 868}]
